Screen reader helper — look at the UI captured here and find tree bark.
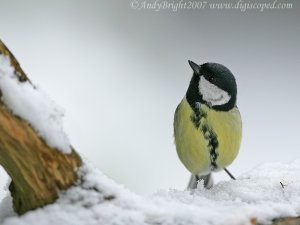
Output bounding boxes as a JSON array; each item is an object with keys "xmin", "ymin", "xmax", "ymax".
[
  {"xmin": 0, "ymin": 40, "xmax": 82, "ymax": 215},
  {"xmin": 271, "ymin": 217, "xmax": 300, "ymax": 225}
]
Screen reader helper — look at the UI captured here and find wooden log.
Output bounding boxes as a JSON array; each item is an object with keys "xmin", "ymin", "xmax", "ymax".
[{"xmin": 0, "ymin": 40, "xmax": 82, "ymax": 214}]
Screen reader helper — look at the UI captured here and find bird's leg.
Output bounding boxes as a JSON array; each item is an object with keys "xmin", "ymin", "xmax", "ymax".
[
  {"xmin": 224, "ymin": 168, "xmax": 236, "ymax": 180},
  {"xmin": 187, "ymin": 174, "xmax": 198, "ymax": 190},
  {"xmin": 203, "ymin": 173, "xmax": 213, "ymax": 189},
  {"xmin": 187, "ymin": 173, "xmax": 213, "ymax": 190}
]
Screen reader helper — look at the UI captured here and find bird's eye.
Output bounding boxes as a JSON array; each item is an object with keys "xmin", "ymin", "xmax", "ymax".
[{"xmin": 208, "ymin": 76, "xmax": 215, "ymax": 83}]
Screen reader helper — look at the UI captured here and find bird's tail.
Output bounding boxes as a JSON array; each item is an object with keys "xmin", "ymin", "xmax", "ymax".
[{"xmin": 187, "ymin": 173, "xmax": 213, "ymax": 189}]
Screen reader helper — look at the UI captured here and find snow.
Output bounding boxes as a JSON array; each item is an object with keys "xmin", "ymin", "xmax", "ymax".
[
  {"xmin": 1, "ymin": 160, "xmax": 300, "ymax": 225},
  {"xmin": 0, "ymin": 167, "xmax": 8, "ymax": 202},
  {"xmin": 0, "ymin": 54, "xmax": 71, "ymax": 153}
]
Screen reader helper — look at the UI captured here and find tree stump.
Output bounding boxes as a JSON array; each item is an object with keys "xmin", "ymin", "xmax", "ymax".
[{"xmin": 0, "ymin": 40, "xmax": 82, "ymax": 215}]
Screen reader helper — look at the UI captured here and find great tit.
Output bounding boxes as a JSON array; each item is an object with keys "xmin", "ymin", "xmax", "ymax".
[{"xmin": 174, "ymin": 60, "xmax": 242, "ymax": 189}]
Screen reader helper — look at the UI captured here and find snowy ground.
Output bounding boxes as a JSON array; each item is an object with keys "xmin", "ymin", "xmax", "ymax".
[{"xmin": 0, "ymin": 161, "xmax": 299, "ymax": 225}]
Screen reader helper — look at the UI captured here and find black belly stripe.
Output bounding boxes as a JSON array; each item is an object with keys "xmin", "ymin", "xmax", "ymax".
[
  {"xmin": 201, "ymin": 124, "xmax": 219, "ymax": 170},
  {"xmin": 190, "ymin": 103, "xmax": 207, "ymax": 129},
  {"xmin": 190, "ymin": 104, "xmax": 219, "ymax": 170}
]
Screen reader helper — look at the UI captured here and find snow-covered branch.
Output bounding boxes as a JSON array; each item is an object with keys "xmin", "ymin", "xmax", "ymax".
[{"xmin": 0, "ymin": 40, "xmax": 82, "ymax": 214}]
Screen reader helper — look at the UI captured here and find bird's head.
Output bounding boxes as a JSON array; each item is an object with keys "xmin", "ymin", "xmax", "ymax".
[{"xmin": 186, "ymin": 60, "xmax": 237, "ymax": 111}]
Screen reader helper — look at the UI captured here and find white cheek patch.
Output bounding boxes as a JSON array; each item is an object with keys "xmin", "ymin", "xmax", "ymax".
[{"xmin": 199, "ymin": 76, "xmax": 231, "ymax": 106}]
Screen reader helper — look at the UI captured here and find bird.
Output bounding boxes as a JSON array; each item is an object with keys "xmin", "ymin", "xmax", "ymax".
[{"xmin": 173, "ymin": 60, "xmax": 242, "ymax": 189}]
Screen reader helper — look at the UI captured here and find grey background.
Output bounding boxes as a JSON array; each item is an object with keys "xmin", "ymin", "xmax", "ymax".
[{"xmin": 0, "ymin": 0, "xmax": 299, "ymax": 195}]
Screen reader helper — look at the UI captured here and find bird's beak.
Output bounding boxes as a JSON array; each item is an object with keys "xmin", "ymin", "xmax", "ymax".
[{"xmin": 188, "ymin": 60, "xmax": 201, "ymax": 75}]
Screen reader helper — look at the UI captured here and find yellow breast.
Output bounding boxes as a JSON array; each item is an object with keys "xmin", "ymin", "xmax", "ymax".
[{"xmin": 174, "ymin": 97, "xmax": 242, "ymax": 175}]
